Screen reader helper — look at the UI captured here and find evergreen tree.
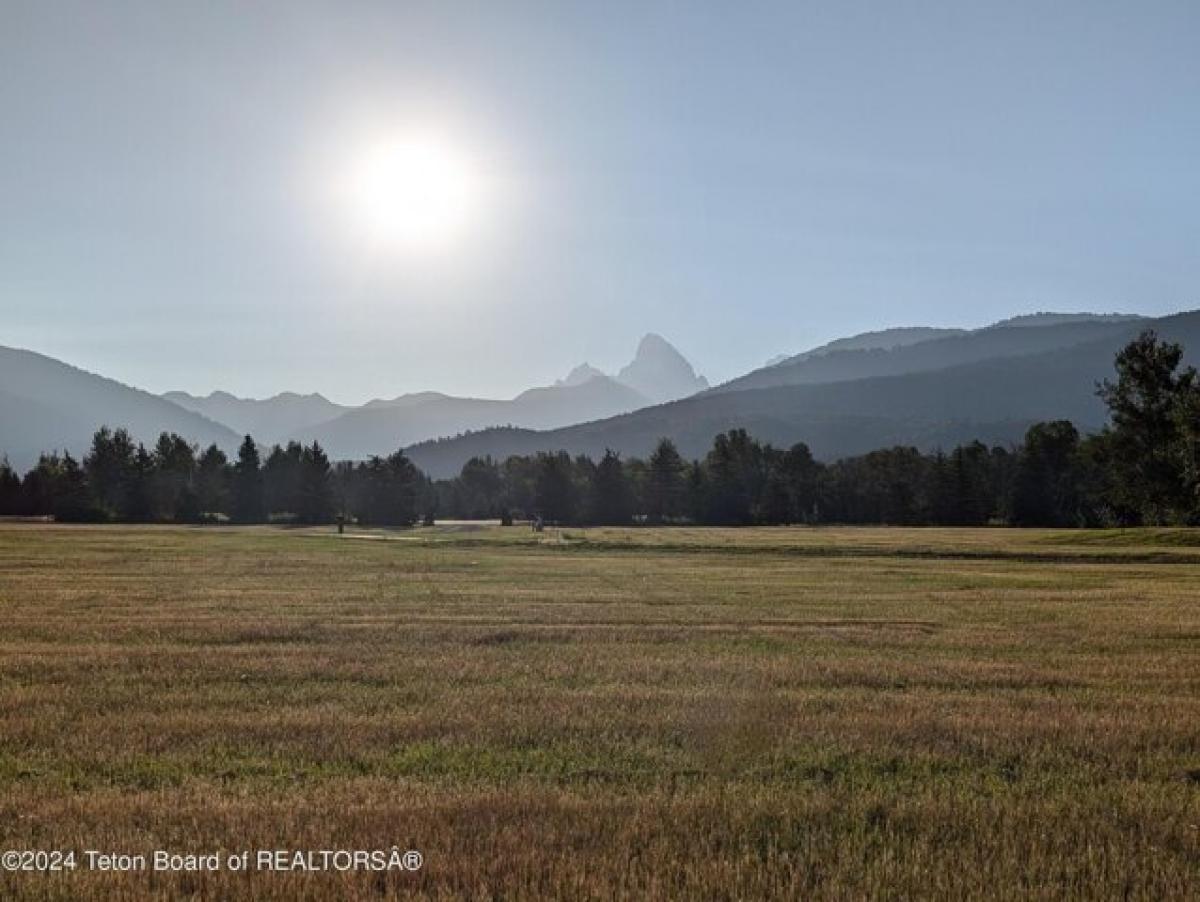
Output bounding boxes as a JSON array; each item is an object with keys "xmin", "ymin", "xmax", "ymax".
[
  {"xmin": 18, "ymin": 452, "xmax": 96, "ymax": 520},
  {"xmin": 1011, "ymin": 421, "xmax": 1083, "ymax": 526},
  {"xmin": 646, "ymin": 438, "xmax": 687, "ymax": 523},
  {"xmin": 827, "ymin": 447, "xmax": 925, "ymax": 525},
  {"xmin": 232, "ymin": 436, "xmax": 266, "ymax": 523},
  {"xmin": 458, "ymin": 456, "xmax": 503, "ymax": 518},
  {"xmin": 1174, "ymin": 383, "xmax": 1200, "ymax": 519},
  {"xmin": 1097, "ymin": 330, "xmax": 1196, "ymax": 523},
  {"xmin": 0, "ymin": 458, "xmax": 22, "ymax": 515},
  {"xmin": 589, "ymin": 449, "xmax": 633, "ymax": 525},
  {"xmin": 263, "ymin": 441, "xmax": 303, "ymax": 519},
  {"xmin": 534, "ymin": 451, "xmax": 576, "ymax": 523},
  {"xmin": 686, "ymin": 460, "xmax": 706, "ymax": 523},
  {"xmin": 354, "ymin": 449, "xmax": 421, "ymax": 526},
  {"xmin": 21, "ymin": 453, "xmax": 62, "ymax": 516},
  {"xmin": 926, "ymin": 451, "xmax": 958, "ymax": 525},
  {"xmin": 83, "ymin": 426, "xmax": 137, "ymax": 520},
  {"xmin": 502, "ymin": 455, "xmax": 538, "ymax": 519},
  {"xmin": 53, "ymin": 453, "xmax": 95, "ymax": 522},
  {"xmin": 704, "ymin": 429, "xmax": 767, "ymax": 525},
  {"xmin": 951, "ymin": 441, "xmax": 995, "ymax": 526},
  {"xmin": 152, "ymin": 432, "xmax": 198, "ymax": 521},
  {"xmin": 780, "ymin": 442, "xmax": 822, "ymax": 524},
  {"xmin": 195, "ymin": 444, "xmax": 231, "ymax": 516},
  {"xmin": 124, "ymin": 444, "xmax": 155, "ymax": 522},
  {"xmin": 298, "ymin": 441, "xmax": 334, "ymax": 524},
  {"xmin": 760, "ymin": 468, "xmax": 792, "ymax": 524}
]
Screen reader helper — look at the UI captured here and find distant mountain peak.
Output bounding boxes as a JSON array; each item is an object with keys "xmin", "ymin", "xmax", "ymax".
[
  {"xmin": 616, "ymin": 333, "xmax": 708, "ymax": 403},
  {"xmin": 634, "ymin": 332, "xmax": 675, "ymax": 355},
  {"xmin": 552, "ymin": 335, "xmax": 706, "ymax": 404},
  {"xmin": 556, "ymin": 363, "xmax": 606, "ymax": 387}
]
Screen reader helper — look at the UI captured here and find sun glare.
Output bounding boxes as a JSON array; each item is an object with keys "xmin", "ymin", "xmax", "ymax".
[{"xmin": 344, "ymin": 132, "xmax": 479, "ymax": 252}]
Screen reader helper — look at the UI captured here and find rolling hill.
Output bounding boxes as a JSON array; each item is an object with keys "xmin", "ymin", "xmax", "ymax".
[
  {"xmin": 0, "ymin": 346, "xmax": 239, "ymax": 470},
  {"xmin": 771, "ymin": 326, "xmax": 967, "ymax": 367},
  {"xmin": 711, "ymin": 315, "xmax": 1147, "ymax": 395}
]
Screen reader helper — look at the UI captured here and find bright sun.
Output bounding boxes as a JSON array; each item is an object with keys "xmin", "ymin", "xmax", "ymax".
[{"xmin": 344, "ymin": 133, "xmax": 479, "ymax": 252}]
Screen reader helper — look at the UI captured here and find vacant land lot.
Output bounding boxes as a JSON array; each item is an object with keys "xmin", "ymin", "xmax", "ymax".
[{"xmin": 1, "ymin": 524, "xmax": 1197, "ymax": 899}]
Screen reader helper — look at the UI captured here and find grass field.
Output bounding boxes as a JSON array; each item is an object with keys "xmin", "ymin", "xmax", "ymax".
[{"xmin": 1, "ymin": 523, "xmax": 1197, "ymax": 900}]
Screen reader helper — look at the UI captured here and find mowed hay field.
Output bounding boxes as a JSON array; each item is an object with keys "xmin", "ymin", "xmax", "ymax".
[{"xmin": 0, "ymin": 524, "xmax": 1198, "ymax": 900}]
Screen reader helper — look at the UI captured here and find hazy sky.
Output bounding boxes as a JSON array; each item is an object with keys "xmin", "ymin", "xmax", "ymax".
[{"xmin": 2, "ymin": 1, "xmax": 1198, "ymax": 403}]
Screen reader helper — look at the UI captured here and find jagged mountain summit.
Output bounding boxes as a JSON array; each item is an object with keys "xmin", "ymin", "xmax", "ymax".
[
  {"xmin": 552, "ymin": 334, "xmax": 707, "ymax": 402},
  {"xmin": 615, "ymin": 333, "xmax": 708, "ymax": 403}
]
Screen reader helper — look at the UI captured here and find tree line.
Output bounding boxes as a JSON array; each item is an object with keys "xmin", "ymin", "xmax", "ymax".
[
  {"xmin": 0, "ymin": 432, "xmax": 430, "ymax": 526},
  {"xmin": 3, "ymin": 331, "xmax": 1199, "ymax": 527}
]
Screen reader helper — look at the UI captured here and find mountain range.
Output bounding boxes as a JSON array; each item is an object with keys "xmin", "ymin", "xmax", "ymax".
[
  {"xmin": 405, "ymin": 311, "xmax": 1189, "ymax": 477},
  {"xmin": 160, "ymin": 390, "xmax": 349, "ymax": 442},
  {"xmin": 0, "ymin": 332, "xmax": 705, "ymax": 468},
  {"xmin": 3, "ymin": 310, "xmax": 1195, "ymax": 477}
]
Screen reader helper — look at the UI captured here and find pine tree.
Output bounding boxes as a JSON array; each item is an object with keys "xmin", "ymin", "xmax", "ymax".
[
  {"xmin": 646, "ymin": 438, "xmax": 687, "ymax": 523},
  {"xmin": 353, "ymin": 450, "xmax": 421, "ymax": 526},
  {"xmin": 0, "ymin": 458, "xmax": 22, "ymax": 515},
  {"xmin": 83, "ymin": 426, "xmax": 136, "ymax": 520},
  {"xmin": 781, "ymin": 442, "xmax": 821, "ymax": 523},
  {"xmin": 195, "ymin": 444, "xmax": 231, "ymax": 517},
  {"xmin": 589, "ymin": 449, "xmax": 632, "ymax": 525},
  {"xmin": 298, "ymin": 441, "xmax": 334, "ymax": 524},
  {"xmin": 124, "ymin": 444, "xmax": 155, "ymax": 522},
  {"xmin": 232, "ymin": 436, "xmax": 265, "ymax": 523},
  {"xmin": 263, "ymin": 442, "xmax": 303, "ymax": 519},
  {"xmin": 152, "ymin": 432, "xmax": 198, "ymax": 521},
  {"xmin": 534, "ymin": 451, "xmax": 576, "ymax": 523},
  {"xmin": 54, "ymin": 453, "xmax": 95, "ymax": 522}
]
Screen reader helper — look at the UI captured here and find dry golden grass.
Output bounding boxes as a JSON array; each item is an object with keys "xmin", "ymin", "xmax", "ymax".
[{"xmin": 0, "ymin": 523, "xmax": 1197, "ymax": 899}]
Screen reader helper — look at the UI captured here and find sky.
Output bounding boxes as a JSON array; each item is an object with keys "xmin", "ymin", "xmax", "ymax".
[{"xmin": 1, "ymin": 1, "xmax": 1198, "ymax": 404}]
